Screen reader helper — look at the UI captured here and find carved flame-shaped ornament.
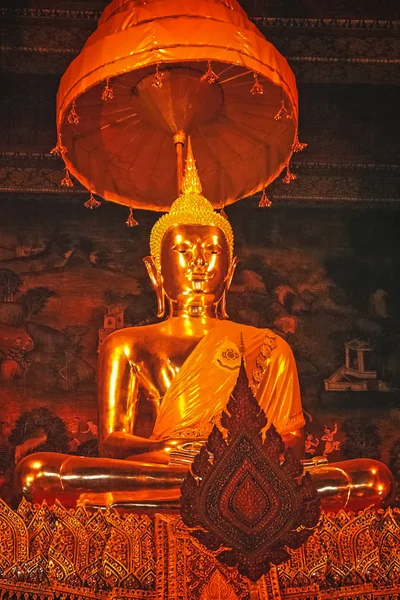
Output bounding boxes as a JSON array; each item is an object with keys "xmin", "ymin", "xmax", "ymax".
[{"xmin": 180, "ymin": 360, "xmax": 321, "ymax": 582}]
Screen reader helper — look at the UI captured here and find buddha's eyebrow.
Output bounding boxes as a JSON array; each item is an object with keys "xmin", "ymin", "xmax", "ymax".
[{"xmin": 205, "ymin": 237, "xmax": 223, "ymax": 246}]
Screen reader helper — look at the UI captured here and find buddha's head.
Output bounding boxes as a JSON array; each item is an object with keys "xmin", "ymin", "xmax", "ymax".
[{"xmin": 145, "ymin": 143, "xmax": 237, "ymax": 318}]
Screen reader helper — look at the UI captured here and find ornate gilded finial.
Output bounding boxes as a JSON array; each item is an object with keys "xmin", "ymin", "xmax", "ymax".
[
  {"xmin": 150, "ymin": 140, "xmax": 234, "ymax": 271},
  {"xmin": 181, "ymin": 138, "xmax": 202, "ymax": 195},
  {"xmin": 239, "ymin": 332, "xmax": 245, "ymax": 356}
]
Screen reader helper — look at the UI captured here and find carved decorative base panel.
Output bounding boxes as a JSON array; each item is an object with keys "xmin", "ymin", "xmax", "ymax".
[{"xmin": 0, "ymin": 500, "xmax": 399, "ymax": 599}]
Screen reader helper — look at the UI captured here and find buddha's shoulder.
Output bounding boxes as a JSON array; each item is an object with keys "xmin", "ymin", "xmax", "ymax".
[
  {"xmin": 99, "ymin": 322, "xmax": 167, "ymax": 354},
  {"xmin": 223, "ymin": 320, "xmax": 293, "ymax": 356}
]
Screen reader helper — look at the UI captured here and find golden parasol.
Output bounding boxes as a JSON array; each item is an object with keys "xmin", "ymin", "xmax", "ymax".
[{"xmin": 55, "ymin": 0, "xmax": 301, "ymax": 212}]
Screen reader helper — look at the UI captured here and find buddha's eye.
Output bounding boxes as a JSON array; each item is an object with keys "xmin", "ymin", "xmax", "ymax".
[
  {"xmin": 208, "ymin": 245, "xmax": 221, "ymax": 255},
  {"xmin": 173, "ymin": 244, "xmax": 189, "ymax": 254}
]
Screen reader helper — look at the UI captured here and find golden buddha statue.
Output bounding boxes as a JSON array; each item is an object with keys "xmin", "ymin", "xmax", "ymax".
[{"xmin": 14, "ymin": 147, "xmax": 394, "ymax": 513}]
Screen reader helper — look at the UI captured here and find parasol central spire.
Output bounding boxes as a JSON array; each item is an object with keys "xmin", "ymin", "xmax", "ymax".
[{"xmin": 182, "ymin": 138, "xmax": 202, "ymax": 196}]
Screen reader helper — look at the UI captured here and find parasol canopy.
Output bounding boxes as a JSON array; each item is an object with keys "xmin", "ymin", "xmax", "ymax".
[{"xmin": 56, "ymin": 0, "xmax": 299, "ymax": 211}]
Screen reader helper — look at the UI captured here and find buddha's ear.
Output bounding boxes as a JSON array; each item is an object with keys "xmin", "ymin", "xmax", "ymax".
[
  {"xmin": 143, "ymin": 256, "xmax": 165, "ymax": 318},
  {"xmin": 143, "ymin": 256, "xmax": 160, "ymax": 287},
  {"xmin": 219, "ymin": 257, "xmax": 239, "ymax": 319},
  {"xmin": 226, "ymin": 256, "xmax": 239, "ymax": 290}
]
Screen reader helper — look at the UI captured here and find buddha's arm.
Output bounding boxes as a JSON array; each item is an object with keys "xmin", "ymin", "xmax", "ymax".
[{"xmin": 98, "ymin": 335, "xmax": 163, "ymax": 459}]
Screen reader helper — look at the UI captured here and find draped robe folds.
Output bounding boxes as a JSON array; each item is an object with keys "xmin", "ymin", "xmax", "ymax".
[{"xmin": 151, "ymin": 321, "xmax": 305, "ymax": 440}]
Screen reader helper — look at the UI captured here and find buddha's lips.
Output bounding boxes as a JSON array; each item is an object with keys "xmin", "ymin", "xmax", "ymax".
[{"xmin": 187, "ymin": 271, "xmax": 215, "ymax": 282}]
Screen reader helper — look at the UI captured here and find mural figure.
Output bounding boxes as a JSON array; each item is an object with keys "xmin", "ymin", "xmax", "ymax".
[
  {"xmin": 305, "ymin": 433, "xmax": 320, "ymax": 458},
  {"xmin": 0, "ymin": 330, "xmax": 33, "ymax": 381},
  {"xmin": 67, "ymin": 417, "xmax": 81, "ymax": 452},
  {"xmin": 321, "ymin": 423, "xmax": 341, "ymax": 458},
  {"xmin": 81, "ymin": 420, "xmax": 98, "ymax": 438}
]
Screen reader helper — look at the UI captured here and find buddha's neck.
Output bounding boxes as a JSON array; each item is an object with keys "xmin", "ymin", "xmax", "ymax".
[{"xmin": 169, "ymin": 297, "xmax": 218, "ymax": 319}]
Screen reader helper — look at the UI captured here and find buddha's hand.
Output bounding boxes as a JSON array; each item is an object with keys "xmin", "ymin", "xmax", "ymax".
[{"xmin": 163, "ymin": 438, "xmax": 208, "ymax": 466}]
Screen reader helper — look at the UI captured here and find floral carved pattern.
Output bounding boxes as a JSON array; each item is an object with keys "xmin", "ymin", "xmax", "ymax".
[
  {"xmin": 0, "ymin": 498, "xmax": 398, "ymax": 598},
  {"xmin": 180, "ymin": 360, "xmax": 321, "ymax": 582}
]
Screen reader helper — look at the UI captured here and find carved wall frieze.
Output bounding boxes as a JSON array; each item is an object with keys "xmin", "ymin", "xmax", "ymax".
[
  {"xmin": 0, "ymin": 8, "xmax": 102, "ymax": 20},
  {"xmin": 2, "ymin": 52, "xmax": 398, "ymax": 84},
  {"xmin": 0, "ymin": 498, "xmax": 399, "ymax": 600},
  {"xmin": 1, "ymin": 9, "xmax": 399, "ymax": 29},
  {"xmin": 1, "ymin": 9, "xmax": 398, "ymax": 85},
  {"xmin": 1, "ymin": 45, "xmax": 79, "ymax": 55},
  {"xmin": 0, "ymin": 155, "xmax": 398, "ymax": 205},
  {"xmin": 3, "ymin": 46, "xmax": 399, "ymax": 64},
  {"xmin": 2, "ymin": 153, "xmax": 398, "ymax": 172},
  {"xmin": 2, "ymin": 28, "xmax": 399, "ymax": 59}
]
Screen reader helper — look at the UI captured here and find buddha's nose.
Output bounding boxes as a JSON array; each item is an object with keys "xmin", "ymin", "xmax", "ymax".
[{"xmin": 191, "ymin": 249, "xmax": 206, "ymax": 267}]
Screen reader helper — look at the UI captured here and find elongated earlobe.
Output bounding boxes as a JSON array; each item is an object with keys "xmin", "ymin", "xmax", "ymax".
[
  {"xmin": 218, "ymin": 257, "xmax": 238, "ymax": 319},
  {"xmin": 143, "ymin": 256, "xmax": 166, "ymax": 318},
  {"xmin": 219, "ymin": 290, "xmax": 229, "ymax": 319}
]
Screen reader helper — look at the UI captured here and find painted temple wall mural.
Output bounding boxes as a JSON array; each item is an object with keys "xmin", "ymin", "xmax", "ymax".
[{"xmin": 0, "ymin": 195, "xmax": 399, "ymax": 504}]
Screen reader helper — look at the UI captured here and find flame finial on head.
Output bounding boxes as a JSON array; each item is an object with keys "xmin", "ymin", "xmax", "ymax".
[
  {"xmin": 150, "ymin": 138, "xmax": 234, "ymax": 271},
  {"xmin": 181, "ymin": 137, "xmax": 202, "ymax": 195}
]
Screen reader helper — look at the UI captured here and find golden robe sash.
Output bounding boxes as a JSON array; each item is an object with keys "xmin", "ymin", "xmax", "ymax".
[{"xmin": 151, "ymin": 321, "xmax": 304, "ymax": 440}]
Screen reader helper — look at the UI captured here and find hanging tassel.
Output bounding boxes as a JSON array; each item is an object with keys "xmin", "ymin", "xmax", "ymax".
[
  {"xmin": 84, "ymin": 192, "xmax": 101, "ymax": 209},
  {"xmin": 274, "ymin": 98, "xmax": 292, "ymax": 121},
  {"xmin": 101, "ymin": 77, "xmax": 114, "ymax": 101},
  {"xmin": 67, "ymin": 100, "xmax": 80, "ymax": 125},
  {"xmin": 61, "ymin": 168, "xmax": 74, "ymax": 187},
  {"xmin": 292, "ymin": 130, "xmax": 308, "ymax": 152},
  {"xmin": 250, "ymin": 72, "xmax": 263, "ymax": 95},
  {"xmin": 126, "ymin": 207, "xmax": 139, "ymax": 227},
  {"xmin": 152, "ymin": 64, "xmax": 163, "ymax": 89},
  {"xmin": 282, "ymin": 164, "xmax": 296, "ymax": 184},
  {"xmin": 200, "ymin": 60, "xmax": 219, "ymax": 84},
  {"xmin": 220, "ymin": 207, "xmax": 228, "ymax": 219},
  {"xmin": 50, "ymin": 135, "xmax": 67, "ymax": 157},
  {"xmin": 259, "ymin": 189, "xmax": 272, "ymax": 207}
]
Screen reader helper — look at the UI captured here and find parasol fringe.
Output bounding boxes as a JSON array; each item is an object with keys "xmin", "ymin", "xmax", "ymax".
[
  {"xmin": 201, "ymin": 60, "xmax": 219, "ymax": 84},
  {"xmin": 50, "ymin": 134, "xmax": 67, "ymax": 157},
  {"xmin": 152, "ymin": 64, "xmax": 164, "ymax": 88},
  {"xmin": 282, "ymin": 164, "xmax": 296, "ymax": 184},
  {"xmin": 67, "ymin": 100, "xmax": 80, "ymax": 125},
  {"xmin": 274, "ymin": 98, "xmax": 292, "ymax": 121},
  {"xmin": 126, "ymin": 207, "xmax": 139, "ymax": 227},
  {"xmin": 292, "ymin": 130, "xmax": 308, "ymax": 152},
  {"xmin": 101, "ymin": 77, "xmax": 114, "ymax": 101},
  {"xmin": 61, "ymin": 167, "xmax": 74, "ymax": 187},
  {"xmin": 250, "ymin": 72, "xmax": 263, "ymax": 95},
  {"xmin": 84, "ymin": 192, "xmax": 101, "ymax": 209},
  {"xmin": 259, "ymin": 189, "xmax": 272, "ymax": 207}
]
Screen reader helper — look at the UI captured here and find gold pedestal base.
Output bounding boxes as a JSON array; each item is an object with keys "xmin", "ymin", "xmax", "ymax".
[{"xmin": 0, "ymin": 499, "xmax": 399, "ymax": 599}]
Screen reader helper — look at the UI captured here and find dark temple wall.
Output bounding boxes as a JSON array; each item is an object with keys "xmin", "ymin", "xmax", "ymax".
[{"xmin": 0, "ymin": 1, "xmax": 399, "ymax": 502}]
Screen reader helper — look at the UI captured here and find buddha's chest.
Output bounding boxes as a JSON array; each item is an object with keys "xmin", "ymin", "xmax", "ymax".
[{"xmin": 133, "ymin": 335, "xmax": 205, "ymax": 399}]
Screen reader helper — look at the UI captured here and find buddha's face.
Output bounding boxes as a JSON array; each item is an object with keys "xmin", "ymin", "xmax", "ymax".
[{"xmin": 160, "ymin": 224, "xmax": 231, "ymax": 304}]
